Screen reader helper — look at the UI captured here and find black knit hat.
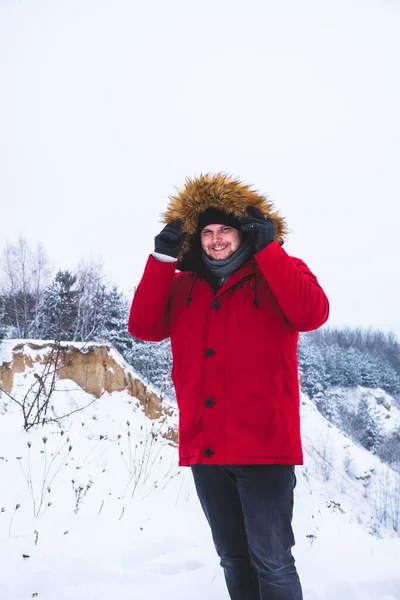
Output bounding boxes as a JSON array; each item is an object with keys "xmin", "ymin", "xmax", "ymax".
[{"xmin": 197, "ymin": 208, "xmax": 243, "ymax": 233}]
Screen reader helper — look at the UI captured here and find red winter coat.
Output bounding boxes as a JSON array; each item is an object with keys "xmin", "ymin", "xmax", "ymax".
[{"xmin": 128, "ymin": 241, "xmax": 329, "ymax": 466}]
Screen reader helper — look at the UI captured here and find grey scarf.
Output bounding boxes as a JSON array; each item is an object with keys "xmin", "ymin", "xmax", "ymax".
[{"xmin": 201, "ymin": 238, "xmax": 253, "ymax": 286}]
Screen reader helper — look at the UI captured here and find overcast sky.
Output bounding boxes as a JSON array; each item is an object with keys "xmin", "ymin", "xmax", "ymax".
[{"xmin": 1, "ymin": 0, "xmax": 399, "ymax": 336}]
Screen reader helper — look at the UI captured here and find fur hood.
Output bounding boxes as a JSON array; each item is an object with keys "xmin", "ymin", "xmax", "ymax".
[{"xmin": 162, "ymin": 173, "xmax": 288, "ymax": 271}]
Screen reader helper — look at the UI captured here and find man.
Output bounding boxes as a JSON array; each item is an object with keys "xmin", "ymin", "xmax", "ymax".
[{"xmin": 128, "ymin": 173, "xmax": 329, "ymax": 600}]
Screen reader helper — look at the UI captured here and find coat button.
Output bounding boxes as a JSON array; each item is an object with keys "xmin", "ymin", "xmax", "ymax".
[
  {"xmin": 211, "ymin": 300, "xmax": 220, "ymax": 309},
  {"xmin": 204, "ymin": 448, "xmax": 214, "ymax": 458},
  {"xmin": 205, "ymin": 398, "xmax": 215, "ymax": 407},
  {"xmin": 205, "ymin": 348, "xmax": 215, "ymax": 357}
]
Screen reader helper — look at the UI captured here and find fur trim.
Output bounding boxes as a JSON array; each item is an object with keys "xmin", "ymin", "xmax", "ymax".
[{"xmin": 162, "ymin": 173, "xmax": 287, "ymax": 258}]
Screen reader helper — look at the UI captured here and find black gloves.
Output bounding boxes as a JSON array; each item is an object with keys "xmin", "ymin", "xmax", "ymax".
[
  {"xmin": 154, "ymin": 220, "xmax": 185, "ymax": 259},
  {"xmin": 241, "ymin": 206, "xmax": 276, "ymax": 254}
]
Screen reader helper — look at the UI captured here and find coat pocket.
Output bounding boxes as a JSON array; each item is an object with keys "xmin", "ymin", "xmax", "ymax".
[{"xmin": 266, "ymin": 344, "xmax": 298, "ymax": 408}]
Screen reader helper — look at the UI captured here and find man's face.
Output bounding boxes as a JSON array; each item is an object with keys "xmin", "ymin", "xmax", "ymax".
[{"xmin": 200, "ymin": 224, "xmax": 242, "ymax": 261}]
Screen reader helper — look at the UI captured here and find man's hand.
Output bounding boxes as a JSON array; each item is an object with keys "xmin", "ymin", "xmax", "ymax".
[
  {"xmin": 241, "ymin": 206, "xmax": 276, "ymax": 254},
  {"xmin": 154, "ymin": 220, "xmax": 185, "ymax": 258}
]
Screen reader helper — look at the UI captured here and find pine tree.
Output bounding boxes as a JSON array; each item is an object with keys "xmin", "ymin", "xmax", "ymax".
[
  {"xmin": 357, "ymin": 396, "xmax": 383, "ymax": 453},
  {"xmin": 126, "ymin": 338, "xmax": 174, "ymax": 401},
  {"xmin": 37, "ymin": 270, "xmax": 78, "ymax": 340},
  {"xmin": 360, "ymin": 352, "xmax": 380, "ymax": 388},
  {"xmin": 94, "ymin": 285, "xmax": 132, "ymax": 355},
  {"xmin": 374, "ymin": 357, "xmax": 400, "ymax": 394},
  {"xmin": 324, "ymin": 344, "xmax": 345, "ymax": 387},
  {"xmin": 315, "ymin": 388, "xmax": 342, "ymax": 425},
  {"xmin": 298, "ymin": 337, "xmax": 327, "ymax": 398},
  {"xmin": 306, "ymin": 327, "xmax": 400, "ymax": 396},
  {"xmin": 342, "ymin": 347, "xmax": 363, "ymax": 387}
]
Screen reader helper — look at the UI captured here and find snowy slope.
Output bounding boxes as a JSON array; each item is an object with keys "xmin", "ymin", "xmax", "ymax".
[
  {"xmin": 0, "ymin": 341, "xmax": 399, "ymax": 600},
  {"xmin": 324, "ymin": 385, "xmax": 400, "ymax": 435}
]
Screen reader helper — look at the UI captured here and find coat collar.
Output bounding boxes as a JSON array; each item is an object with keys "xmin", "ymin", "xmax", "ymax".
[
  {"xmin": 215, "ymin": 259, "xmax": 256, "ymax": 296},
  {"xmin": 184, "ymin": 258, "xmax": 258, "ymax": 308}
]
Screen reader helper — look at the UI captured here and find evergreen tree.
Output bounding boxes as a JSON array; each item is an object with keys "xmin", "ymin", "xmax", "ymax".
[
  {"xmin": 324, "ymin": 344, "xmax": 346, "ymax": 387},
  {"xmin": 306, "ymin": 327, "xmax": 400, "ymax": 396},
  {"xmin": 342, "ymin": 347, "xmax": 364, "ymax": 387},
  {"xmin": 37, "ymin": 270, "xmax": 78, "ymax": 340},
  {"xmin": 298, "ymin": 337, "xmax": 327, "ymax": 398},
  {"xmin": 314, "ymin": 388, "xmax": 342, "ymax": 425},
  {"xmin": 95, "ymin": 285, "xmax": 133, "ymax": 355},
  {"xmin": 357, "ymin": 396, "xmax": 383, "ymax": 453},
  {"xmin": 359, "ymin": 352, "xmax": 380, "ymax": 388},
  {"xmin": 374, "ymin": 357, "xmax": 400, "ymax": 394},
  {"xmin": 126, "ymin": 338, "xmax": 174, "ymax": 400},
  {"xmin": 378, "ymin": 425, "xmax": 400, "ymax": 468}
]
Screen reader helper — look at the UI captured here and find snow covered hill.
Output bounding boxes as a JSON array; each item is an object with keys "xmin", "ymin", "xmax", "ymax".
[{"xmin": 0, "ymin": 340, "xmax": 399, "ymax": 600}]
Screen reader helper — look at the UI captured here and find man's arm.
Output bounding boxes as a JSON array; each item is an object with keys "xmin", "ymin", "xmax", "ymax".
[
  {"xmin": 128, "ymin": 255, "xmax": 177, "ymax": 342},
  {"xmin": 255, "ymin": 242, "xmax": 329, "ymax": 331},
  {"xmin": 129, "ymin": 220, "xmax": 184, "ymax": 341}
]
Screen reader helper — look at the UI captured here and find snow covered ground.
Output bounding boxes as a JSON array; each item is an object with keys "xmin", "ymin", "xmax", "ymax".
[{"xmin": 0, "ymin": 342, "xmax": 399, "ymax": 600}]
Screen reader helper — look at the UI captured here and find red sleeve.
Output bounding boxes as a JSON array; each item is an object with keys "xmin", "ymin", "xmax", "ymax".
[
  {"xmin": 128, "ymin": 255, "xmax": 177, "ymax": 342},
  {"xmin": 254, "ymin": 242, "xmax": 330, "ymax": 332}
]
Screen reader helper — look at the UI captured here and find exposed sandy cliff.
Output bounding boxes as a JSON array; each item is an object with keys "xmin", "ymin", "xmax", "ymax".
[{"xmin": 0, "ymin": 341, "xmax": 177, "ymax": 441}]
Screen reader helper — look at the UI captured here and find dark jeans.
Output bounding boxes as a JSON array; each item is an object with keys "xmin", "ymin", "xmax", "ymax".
[{"xmin": 191, "ymin": 464, "xmax": 303, "ymax": 600}]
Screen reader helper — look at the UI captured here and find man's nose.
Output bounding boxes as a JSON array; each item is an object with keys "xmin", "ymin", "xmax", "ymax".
[{"xmin": 211, "ymin": 232, "xmax": 222, "ymax": 244}]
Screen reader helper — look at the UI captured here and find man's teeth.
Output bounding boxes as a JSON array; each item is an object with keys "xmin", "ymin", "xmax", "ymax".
[{"xmin": 213, "ymin": 246, "xmax": 228, "ymax": 250}]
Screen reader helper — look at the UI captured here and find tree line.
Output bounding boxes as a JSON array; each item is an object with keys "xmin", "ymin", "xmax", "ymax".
[
  {"xmin": 1, "ymin": 236, "xmax": 400, "ymax": 409},
  {"xmin": 1, "ymin": 236, "xmax": 400, "ymax": 465},
  {"xmin": 0, "ymin": 236, "xmax": 129, "ymax": 349},
  {"xmin": 299, "ymin": 327, "xmax": 400, "ymax": 399},
  {"xmin": 0, "ymin": 236, "xmax": 174, "ymax": 399},
  {"xmin": 299, "ymin": 328, "xmax": 400, "ymax": 467}
]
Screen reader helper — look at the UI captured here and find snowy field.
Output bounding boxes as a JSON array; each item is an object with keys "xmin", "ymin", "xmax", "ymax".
[{"xmin": 0, "ymin": 343, "xmax": 399, "ymax": 600}]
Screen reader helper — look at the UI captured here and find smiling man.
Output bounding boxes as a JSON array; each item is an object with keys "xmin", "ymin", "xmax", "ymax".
[
  {"xmin": 196, "ymin": 207, "xmax": 255, "ymax": 291},
  {"xmin": 128, "ymin": 173, "xmax": 329, "ymax": 600},
  {"xmin": 201, "ymin": 222, "xmax": 242, "ymax": 260}
]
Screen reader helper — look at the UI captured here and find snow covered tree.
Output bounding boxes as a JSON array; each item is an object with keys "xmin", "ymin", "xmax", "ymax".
[
  {"xmin": 0, "ymin": 236, "xmax": 50, "ymax": 337},
  {"xmin": 307, "ymin": 326, "xmax": 400, "ymax": 396},
  {"xmin": 73, "ymin": 260, "xmax": 106, "ymax": 342},
  {"xmin": 359, "ymin": 353, "xmax": 380, "ymax": 388},
  {"xmin": 37, "ymin": 270, "xmax": 78, "ymax": 340},
  {"xmin": 357, "ymin": 396, "xmax": 383, "ymax": 454},
  {"xmin": 298, "ymin": 336, "xmax": 327, "ymax": 398},
  {"xmin": 374, "ymin": 357, "xmax": 400, "ymax": 394},
  {"xmin": 94, "ymin": 285, "xmax": 133, "ymax": 355},
  {"xmin": 324, "ymin": 344, "xmax": 346, "ymax": 387},
  {"xmin": 315, "ymin": 388, "xmax": 342, "ymax": 426},
  {"xmin": 342, "ymin": 347, "xmax": 364, "ymax": 387},
  {"xmin": 377, "ymin": 426, "xmax": 400, "ymax": 468},
  {"xmin": 126, "ymin": 338, "xmax": 174, "ymax": 401}
]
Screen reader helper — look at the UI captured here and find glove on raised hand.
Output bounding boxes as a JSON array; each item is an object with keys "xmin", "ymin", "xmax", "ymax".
[
  {"xmin": 241, "ymin": 206, "xmax": 276, "ymax": 254},
  {"xmin": 154, "ymin": 220, "xmax": 185, "ymax": 259}
]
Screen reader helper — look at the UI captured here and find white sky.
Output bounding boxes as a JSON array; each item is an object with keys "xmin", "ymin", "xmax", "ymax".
[{"xmin": 1, "ymin": 0, "xmax": 399, "ymax": 335}]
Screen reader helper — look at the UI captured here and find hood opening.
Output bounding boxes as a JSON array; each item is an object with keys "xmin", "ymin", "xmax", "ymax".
[{"xmin": 161, "ymin": 173, "xmax": 288, "ymax": 270}]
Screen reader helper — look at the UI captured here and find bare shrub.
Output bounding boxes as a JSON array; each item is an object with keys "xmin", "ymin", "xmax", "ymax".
[{"xmin": 312, "ymin": 433, "xmax": 334, "ymax": 482}]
